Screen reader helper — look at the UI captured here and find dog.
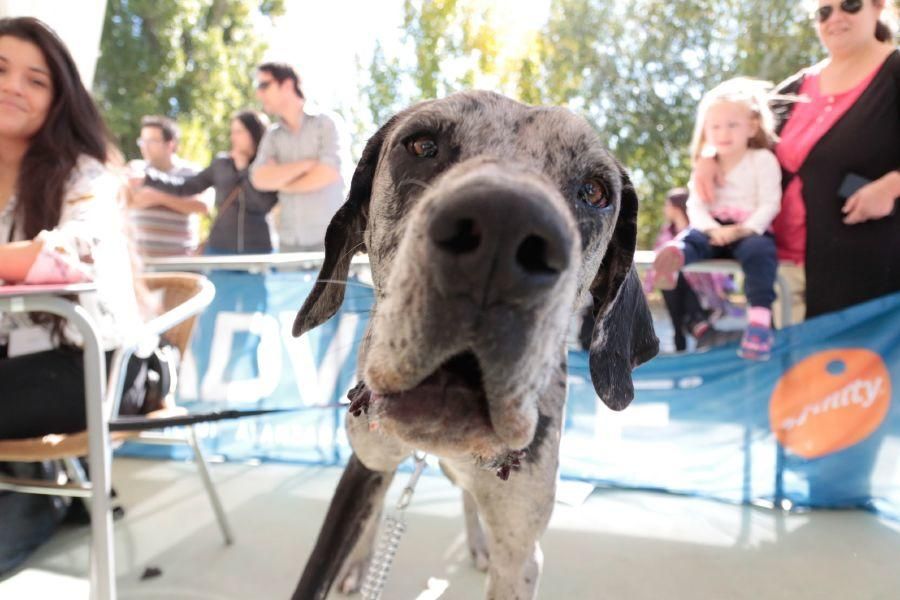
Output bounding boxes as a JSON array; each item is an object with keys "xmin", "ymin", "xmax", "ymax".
[{"xmin": 290, "ymin": 90, "xmax": 659, "ymax": 599}]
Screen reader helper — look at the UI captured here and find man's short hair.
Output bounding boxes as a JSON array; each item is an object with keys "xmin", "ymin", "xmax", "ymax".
[
  {"xmin": 140, "ymin": 115, "xmax": 179, "ymax": 143},
  {"xmin": 257, "ymin": 61, "xmax": 305, "ymax": 99}
]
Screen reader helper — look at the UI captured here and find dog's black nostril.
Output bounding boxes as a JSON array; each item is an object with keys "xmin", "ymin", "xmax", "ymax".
[
  {"xmin": 434, "ymin": 218, "xmax": 481, "ymax": 255},
  {"xmin": 516, "ymin": 234, "xmax": 563, "ymax": 275}
]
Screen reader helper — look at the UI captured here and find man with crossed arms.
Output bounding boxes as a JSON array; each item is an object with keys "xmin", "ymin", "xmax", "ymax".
[{"xmin": 251, "ymin": 62, "xmax": 344, "ymax": 252}]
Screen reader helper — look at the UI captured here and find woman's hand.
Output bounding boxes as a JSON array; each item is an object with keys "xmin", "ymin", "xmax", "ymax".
[
  {"xmin": 691, "ymin": 156, "xmax": 723, "ymax": 205},
  {"xmin": 707, "ymin": 225, "xmax": 750, "ymax": 246},
  {"xmin": 842, "ymin": 172, "xmax": 900, "ymax": 225}
]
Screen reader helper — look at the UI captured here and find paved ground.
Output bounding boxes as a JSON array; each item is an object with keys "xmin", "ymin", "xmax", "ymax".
[{"xmin": 3, "ymin": 457, "xmax": 900, "ymax": 599}]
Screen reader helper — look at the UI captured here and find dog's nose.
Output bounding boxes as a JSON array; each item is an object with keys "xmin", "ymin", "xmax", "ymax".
[{"xmin": 427, "ymin": 184, "xmax": 571, "ymax": 303}]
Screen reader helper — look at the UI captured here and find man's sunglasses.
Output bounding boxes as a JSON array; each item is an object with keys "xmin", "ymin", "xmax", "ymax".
[
  {"xmin": 256, "ymin": 80, "xmax": 274, "ymax": 91},
  {"xmin": 813, "ymin": 0, "xmax": 864, "ymax": 23}
]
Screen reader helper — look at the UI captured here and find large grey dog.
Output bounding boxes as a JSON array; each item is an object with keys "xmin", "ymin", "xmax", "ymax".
[{"xmin": 291, "ymin": 91, "xmax": 658, "ymax": 599}]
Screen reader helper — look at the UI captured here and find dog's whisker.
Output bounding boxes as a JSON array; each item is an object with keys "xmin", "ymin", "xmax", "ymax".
[
  {"xmin": 336, "ymin": 240, "xmax": 367, "ymax": 265},
  {"xmin": 314, "ymin": 278, "xmax": 375, "ymax": 290}
]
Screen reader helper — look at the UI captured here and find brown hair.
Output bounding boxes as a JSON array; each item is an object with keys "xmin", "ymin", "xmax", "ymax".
[
  {"xmin": 257, "ymin": 61, "xmax": 305, "ymax": 99},
  {"xmin": 232, "ymin": 109, "xmax": 269, "ymax": 163},
  {"xmin": 874, "ymin": 0, "xmax": 896, "ymax": 42},
  {"xmin": 0, "ymin": 17, "xmax": 112, "ymax": 239},
  {"xmin": 140, "ymin": 114, "xmax": 179, "ymax": 143}
]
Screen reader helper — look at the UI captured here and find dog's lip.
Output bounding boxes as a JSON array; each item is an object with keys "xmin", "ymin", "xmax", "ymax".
[
  {"xmin": 362, "ymin": 352, "xmax": 518, "ymax": 457},
  {"xmin": 371, "ymin": 352, "xmax": 489, "ymax": 421}
]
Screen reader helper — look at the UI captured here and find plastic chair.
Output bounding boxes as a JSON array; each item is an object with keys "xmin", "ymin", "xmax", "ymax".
[{"xmin": 0, "ymin": 272, "xmax": 230, "ymax": 599}]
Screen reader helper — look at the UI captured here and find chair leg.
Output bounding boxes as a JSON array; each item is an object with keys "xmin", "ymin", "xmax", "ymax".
[
  {"xmin": 187, "ymin": 425, "xmax": 234, "ymax": 545},
  {"xmin": 63, "ymin": 457, "xmax": 91, "ymax": 513}
]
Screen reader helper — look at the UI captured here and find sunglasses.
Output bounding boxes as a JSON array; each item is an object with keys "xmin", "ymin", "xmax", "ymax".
[
  {"xmin": 256, "ymin": 80, "xmax": 274, "ymax": 91},
  {"xmin": 813, "ymin": 0, "xmax": 864, "ymax": 23},
  {"xmin": 136, "ymin": 138, "xmax": 163, "ymax": 148}
]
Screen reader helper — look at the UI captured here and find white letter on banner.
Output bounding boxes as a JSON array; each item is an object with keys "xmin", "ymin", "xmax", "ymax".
[
  {"xmin": 177, "ymin": 348, "xmax": 199, "ymax": 401},
  {"xmin": 280, "ymin": 311, "xmax": 360, "ymax": 406},
  {"xmin": 201, "ymin": 311, "xmax": 283, "ymax": 403}
]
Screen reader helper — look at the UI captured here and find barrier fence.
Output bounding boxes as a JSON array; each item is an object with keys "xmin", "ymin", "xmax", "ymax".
[{"xmin": 127, "ymin": 254, "xmax": 900, "ymax": 520}]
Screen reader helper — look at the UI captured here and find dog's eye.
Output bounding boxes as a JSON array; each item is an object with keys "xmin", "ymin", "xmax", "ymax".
[
  {"xmin": 405, "ymin": 134, "xmax": 439, "ymax": 159},
  {"xmin": 578, "ymin": 179, "xmax": 610, "ymax": 209}
]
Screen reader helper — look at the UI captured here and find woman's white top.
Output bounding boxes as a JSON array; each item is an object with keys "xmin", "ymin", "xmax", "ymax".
[{"xmin": 0, "ymin": 156, "xmax": 143, "ymax": 352}]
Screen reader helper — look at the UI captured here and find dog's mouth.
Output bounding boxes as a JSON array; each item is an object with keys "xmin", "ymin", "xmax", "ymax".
[{"xmin": 353, "ymin": 351, "xmax": 515, "ymax": 461}]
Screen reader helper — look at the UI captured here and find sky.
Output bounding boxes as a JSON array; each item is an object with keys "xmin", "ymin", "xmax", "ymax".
[{"xmin": 263, "ymin": 0, "xmax": 552, "ymax": 115}]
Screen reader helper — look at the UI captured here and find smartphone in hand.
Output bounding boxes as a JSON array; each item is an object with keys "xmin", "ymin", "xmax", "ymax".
[{"xmin": 838, "ymin": 173, "xmax": 871, "ymax": 199}]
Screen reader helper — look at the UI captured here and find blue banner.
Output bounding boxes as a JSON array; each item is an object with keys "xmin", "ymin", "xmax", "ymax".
[{"xmin": 121, "ymin": 270, "xmax": 900, "ymax": 520}]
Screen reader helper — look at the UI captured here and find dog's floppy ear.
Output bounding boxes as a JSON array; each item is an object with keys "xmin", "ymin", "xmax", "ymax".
[
  {"xmin": 586, "ymin": 168, "xmax": 659, "ymax": 410},
  {"xmin": 292, "ymin": 116, "xmax": 397, "ymax": 337}
]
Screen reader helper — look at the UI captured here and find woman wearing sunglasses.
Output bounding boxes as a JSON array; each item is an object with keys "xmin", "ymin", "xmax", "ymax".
[{"xmin": 693, "ymin": 0, "xmax": 899, "ymax": 322}]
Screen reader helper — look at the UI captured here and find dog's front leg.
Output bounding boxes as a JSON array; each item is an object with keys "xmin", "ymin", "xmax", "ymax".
[
  {"xmin": 291, "ymin": 453, "xmax": 395, "ymax": 600},
  {"xmin": 471, "ymin": 470, "xmax": 556, "ymax": 600},
  {"xmin": 333, "ymin": 492, "xmax": 385, "ymax": 594}
]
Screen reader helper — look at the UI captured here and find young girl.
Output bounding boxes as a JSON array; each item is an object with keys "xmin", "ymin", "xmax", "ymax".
[{"xmin": 653, "ymin": 78, "xmax": 782, "ymax": 360}]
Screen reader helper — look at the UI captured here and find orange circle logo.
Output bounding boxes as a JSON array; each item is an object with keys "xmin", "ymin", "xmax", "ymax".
[{"xmin": 770, "ymin": 349, "xmax": 891, "ymax": 459}]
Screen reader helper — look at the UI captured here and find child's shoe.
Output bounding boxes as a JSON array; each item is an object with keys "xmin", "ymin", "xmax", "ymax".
[
  {"xmin": 738, "ymin": 323, "xmax": 773, "ymax": 361},
  {"xmin": 693, "ymin": 321, "xmax": 743, "ymax": 349},
  {"xmin": 652, "ymin": 245, "xmax": 684, "ymax": 290}
]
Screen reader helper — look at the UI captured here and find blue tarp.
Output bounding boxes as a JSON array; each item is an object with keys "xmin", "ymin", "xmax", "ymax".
[{"xmin": 120, "ymin": 269, "xmax": 900, "ymax": 520}]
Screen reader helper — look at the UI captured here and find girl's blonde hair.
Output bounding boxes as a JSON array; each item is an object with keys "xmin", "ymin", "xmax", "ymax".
[{"xmin": 689, "ymin": 77, "xmax": 778, "ymax": 161}]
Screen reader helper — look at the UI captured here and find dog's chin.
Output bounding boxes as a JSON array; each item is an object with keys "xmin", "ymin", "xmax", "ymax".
[{"xmin": 366, "ymin": 352, "xmax": 524, "ymax": 460}]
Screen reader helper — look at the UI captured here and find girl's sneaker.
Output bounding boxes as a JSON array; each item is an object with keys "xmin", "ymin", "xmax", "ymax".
[
  {"xmin": 652, "ymin": 245, "xmax": 684, "ymax": 290},
  {"xmin": 738, "ymin": 323, "xmax": 773, "ymax": 361}
]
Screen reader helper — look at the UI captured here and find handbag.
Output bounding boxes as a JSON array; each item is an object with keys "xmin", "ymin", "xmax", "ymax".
[{"xmin": 195, "ymin": 184, "xmax": 242, "ymax": 255}]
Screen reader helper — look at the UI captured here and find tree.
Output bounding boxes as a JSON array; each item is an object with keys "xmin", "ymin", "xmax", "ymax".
[
  {"xmin": 93, "ymin": 0, "xmax": 284, "ymax": 164},
  {"xmin": 356, "ymin": 0, "xmax": 514, "ymax": 137},
  {"xmin": 534, "ymin": 0, "xmax": 823, "ymax": 246}
]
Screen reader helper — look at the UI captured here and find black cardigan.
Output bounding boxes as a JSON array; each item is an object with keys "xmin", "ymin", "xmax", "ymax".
[
  {"xmin": 145, "ymin": 154, "xmax": 278, "ymax": 254},
  {"xmin": 773, "ymin": 50, "xmax": 900, "ymax": 318}
]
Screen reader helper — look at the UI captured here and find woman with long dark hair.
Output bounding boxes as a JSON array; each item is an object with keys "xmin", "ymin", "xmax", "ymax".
[
  {"xmin": 0, "ymin": 16, "xmax": 145, "ymax": 436},
  {"xmin": 132, "ymin": 110, "xmax": 279, "ymax": 254}
]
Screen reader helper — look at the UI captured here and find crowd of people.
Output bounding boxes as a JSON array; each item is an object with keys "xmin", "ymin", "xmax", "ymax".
[
  {"xmin": 0, "ymin": 0, "xmax": 897, "ymax": 573},
  {"xmin": 651, "ymin": 0, "xmax": 899, "ymax": 359}
]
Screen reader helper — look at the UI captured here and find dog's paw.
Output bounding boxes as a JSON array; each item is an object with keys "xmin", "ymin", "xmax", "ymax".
[{"xmin": 336, "ymin": 559, "xmax": 369, "ymax": 595}]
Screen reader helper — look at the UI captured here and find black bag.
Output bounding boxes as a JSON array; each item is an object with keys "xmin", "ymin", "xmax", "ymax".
[
  {"xmin": 143, "ymin": 341, "xmax": 180, "ymax": 413},
  {"xmin": 118, "ymin": 340, "xmax": 181, "ymax": 416}
]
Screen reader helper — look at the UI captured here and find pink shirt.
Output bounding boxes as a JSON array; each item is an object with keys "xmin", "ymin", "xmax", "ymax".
[{"xmin": 773, "ymin": 65, "xmax": 880, "ymax": 264}]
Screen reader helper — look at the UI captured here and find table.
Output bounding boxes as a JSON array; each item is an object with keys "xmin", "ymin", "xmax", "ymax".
[{"xmin": 0, "ymin": 282, "xmax": 116, "ymax": 600}]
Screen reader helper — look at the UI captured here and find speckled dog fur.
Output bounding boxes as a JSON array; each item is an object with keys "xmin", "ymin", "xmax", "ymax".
[{"xmin": 290, "ymin": 91, "xmax": 658, "ymax": 600}]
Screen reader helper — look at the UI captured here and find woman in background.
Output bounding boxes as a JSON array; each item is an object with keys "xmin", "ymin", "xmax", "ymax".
[
  {"xmin": 693, "ymin": 0, "xmax": 899, "ymax": 320},
  {"xmin": 0, "ymin": 16, "xmax": 146, "ymax": 436},
  {"xmin": 133, "ymin": 110, "xmax": 278, "ymax": 254},
  {"xmin": 0, "ymin": 15, "xmax": 149, "ymax": 575}
]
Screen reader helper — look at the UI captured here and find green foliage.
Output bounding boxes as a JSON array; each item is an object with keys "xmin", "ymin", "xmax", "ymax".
[
  {"xmin": 363, "ymin": 41, "xmax": 404, "ymax": 128},
  {"xmin": 535, "ymin": 0, "xmax": 822, "ymax": 246},
  {"xmin": 357, "ymin": 0, "xmax": 512, "ymax": 129},
  {"xmin": 358, "ymin": 0, "xmax": 827, "ymax": 248},
  {"xmin": 93, "ymin": 0, "xmax": 285, "ymax": 164}
]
